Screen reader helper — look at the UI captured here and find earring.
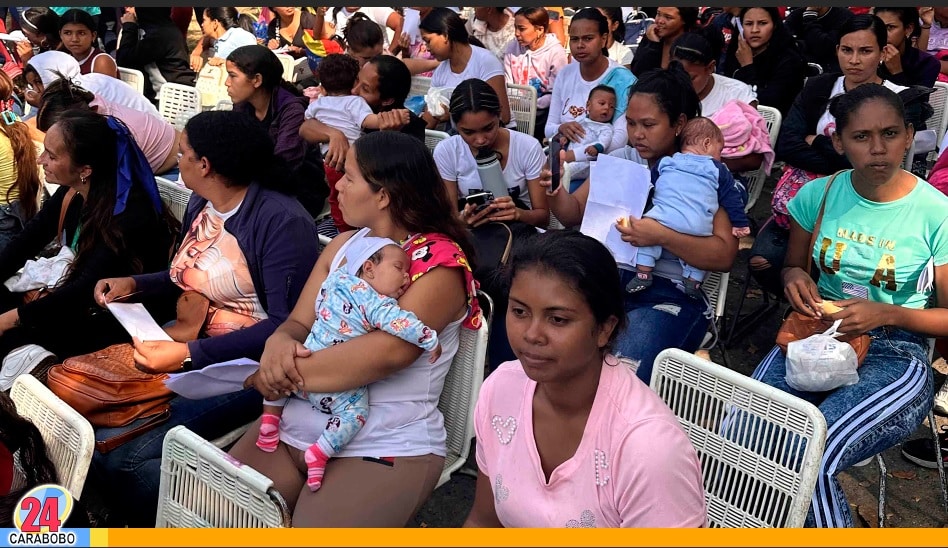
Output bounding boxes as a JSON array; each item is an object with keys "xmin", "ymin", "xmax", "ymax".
[{"xmin": 80, "ymin": 175, "xmax": 88, "ymax": 185}]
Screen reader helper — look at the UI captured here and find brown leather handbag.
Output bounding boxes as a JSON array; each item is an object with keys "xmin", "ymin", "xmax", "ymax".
[
  {"xmin": 775, "ymin": 170, "xmax": 871, "ymax": 365},
  {"xmin": 46, "ymin": 291, "xmax": 210, "ymax": 452}
]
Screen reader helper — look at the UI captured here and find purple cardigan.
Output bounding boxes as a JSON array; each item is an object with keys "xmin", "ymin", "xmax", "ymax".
[
  {"xmin": 234, "ymin": 86, "xmax": 311, "ymax": 166},
  {"xmin": 133, "ymin": 182, "xmax": 319, "ymax": 369}
]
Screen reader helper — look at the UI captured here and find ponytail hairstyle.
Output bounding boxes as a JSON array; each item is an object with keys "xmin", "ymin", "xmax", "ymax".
[
  {"xmin": 0, "ymin": 392, "xmax": 58, "ymax": 527},
  {"xmin": 21, "ymin": 7, "xmax": 62, "ymax": 51},
  {"xmin": 0, "ymin": 71, "xmax": 41, "ymax": 221},
  {"xmin": 35, "ymin": 76, "xmax": 96, "ymax": 132},
  {"xmin": 449, "ymin": 78, "xmax": 503, "ymax": 124},
  {"xmin": 598, "ymin": 7, "xmax": 626, "ymax": 44},
  {"xmin": 226, "ymin": 44, "xmax": 301, "ymax": 97},
  {"xmin": 515, "ymin": 7, "xmax": 550, "ymax": 33},
  {"xmin": 344, "ymin": 12, "xmax": 384, "ymax": 52},
  {"xmin": 204, "ymin": 7, "xmax": 241, "ymax": 31},
  {"xmin": 569, "ymin": 8, "xmax": 610, "ymax": 57}
]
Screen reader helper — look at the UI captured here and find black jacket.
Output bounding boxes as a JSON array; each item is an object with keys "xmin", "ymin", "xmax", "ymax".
[
  {"xmin": 784, "ymin": 7, "xmax": 853, "ymax": 74},
  {"xmin": 629, "ymin": 36, "xmax": 663, "ymax": 77},
  {"xmin": 116, "ymin": 17, "xmax": 197, "ymax": 102},
  {"xmin": 722, "ymin": 42, "xmax": 808, "ymax": 116},
  {"xmin": 776, "ymin": 73, "xmax": 932, "ymax": 175}
]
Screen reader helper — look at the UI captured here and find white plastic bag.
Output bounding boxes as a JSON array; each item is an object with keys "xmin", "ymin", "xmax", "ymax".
[
  {"xmin": 785, "ymin": 320, "xmax": 860, "ymax": 392},
  {"xmin": 424, "ymin": 86, "xmax": 453, "ymax": 117},
  {"xmin": 4, "ymin": 246, "xmax": 76, "ymax": 293}
]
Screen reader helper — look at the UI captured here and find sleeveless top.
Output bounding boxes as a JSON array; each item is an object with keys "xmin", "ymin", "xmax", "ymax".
[{"xmin": 77, "ymin": 47, "xmax": 112, "ymax": 75}]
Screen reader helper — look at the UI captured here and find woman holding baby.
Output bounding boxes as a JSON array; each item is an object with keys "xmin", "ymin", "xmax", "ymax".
[
  {"xmin": 543, "ymin": 64, "xmax": 739, "ymax": 383},
  {"xmin": 234, "ymin": 130, "xmax": 480, "ymax": 527}
]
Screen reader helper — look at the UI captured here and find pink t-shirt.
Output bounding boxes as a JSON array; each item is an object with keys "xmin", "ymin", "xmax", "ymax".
[
  {"xmin": 90, "ymin": 96, "xmax": 176, "ymax": 173},
  {"xmin": 474, "ymin": 360, "xmax": 707, "ymax": 528}
]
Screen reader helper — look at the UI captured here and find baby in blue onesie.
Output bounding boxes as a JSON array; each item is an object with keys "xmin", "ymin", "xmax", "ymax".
[
  {"xmin": 256, "ymin": 236, "xmax": 441, "ymax": 491},
  {"xmin": 625, "ymin": 117, "xmax": 751, "ymax": 298}
]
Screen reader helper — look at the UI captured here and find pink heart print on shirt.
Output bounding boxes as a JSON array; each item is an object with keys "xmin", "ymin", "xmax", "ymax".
[
  {"xmin": 566, "ymin": 509, "xmax": 596, "ymax": 528},
  {"xmin": 491, "ymin": 415, "xmax": 517, "ymax": 445},
  {"xmin": 493, "ymin": 474, "xmax": 509, "ymax": 502}
]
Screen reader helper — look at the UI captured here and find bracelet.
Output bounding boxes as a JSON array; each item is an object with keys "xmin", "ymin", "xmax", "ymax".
[{"xmin": 923, "ymin": 25, "xmax": 933, "ymax": 29}]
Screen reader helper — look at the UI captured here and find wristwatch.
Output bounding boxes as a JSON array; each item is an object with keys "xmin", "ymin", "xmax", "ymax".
[{"xmin": 180, "ymin": 354, "xmax": 193, "ymax": 372}]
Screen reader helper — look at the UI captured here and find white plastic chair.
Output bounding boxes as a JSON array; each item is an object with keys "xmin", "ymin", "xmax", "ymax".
[
  {"xmin": 436, "ymin": 290, "xmax": 492, "ymax": 488},
  {"xmin": 195, "ymin": 64, "xmax": 230, "ymax": 110},
  {"xmin": 117, "ymin": 66, "xmax": 146, "ymax": 95},
  {"xmin": 292, "ymin": 56, "xmax": 312, "ymax": 83},
  {"xmin": 410, "ymin": 76, "xmax": 432, "ymax": 99},
  {"xmin": 156, "ymin": 177, "xmax": 193, "ymax": 222},
  {"xmin": 156, "ymin": 425, "xmax": 291, "ymax": 528},
  {"xmin": 424, "ymin": 128, "xmax": 450, "ymax": 154},
  {"xmin": 902, "ymin": 82, "xmax": 948, "ymax": 173},
  {"xmin": 650, "ymin": 349, "xmax": 827, "ymax": 528},
  {"xmin": 158, "ymin": 83, "xmax": 201, "ymax": 129},
  {"xmin": 506, "ymin": 83, "xmax": 538, "ymax": 137},
  {"xmin": 274, "ymin": 53, "xmax": 295, "ymax": 83},
  {"xmin": 742, "ymin": 105, "xmax": 782, "ymax": 212},
  {"xmin": 9, "ymin": 375, "xmax": 95, "ymax": 501}
]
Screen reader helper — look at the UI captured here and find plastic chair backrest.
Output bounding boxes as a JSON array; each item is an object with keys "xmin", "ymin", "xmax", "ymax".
[
  {"xmin": 506, "ymin": 82, "xmax": 537, "ymax": 137},
  {"xmin": 650, "ymin": 349, "xmax": 827, "ymax": 528},
  {"xmin": 742, "ymin": 105, "xmax": 782, "ymax": 212},
  {"xmin": 118, "ymin": 66, "xmax": 146, "ymax": 94},
  {"xmin": 158, "ymin": 83, "xmax": 201, "ymax": 128},
  {"xmin": 156, "ymin": 177, "xmax": 193, "ymax": 222}
]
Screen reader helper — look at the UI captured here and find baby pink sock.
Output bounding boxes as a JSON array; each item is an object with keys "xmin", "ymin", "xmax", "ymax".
[
  {"xmin": 255, "ymin": 413, "xmax": 281, "ymax": 453},
  {"xmin": 304, "ymin": 444, "xmax": 330, "ymax": 492}
]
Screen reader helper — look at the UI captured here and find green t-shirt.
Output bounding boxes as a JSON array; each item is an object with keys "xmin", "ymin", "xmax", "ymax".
[{"xmin": 788, "ymin": 170, "xmax": 948, "ymax": 309}]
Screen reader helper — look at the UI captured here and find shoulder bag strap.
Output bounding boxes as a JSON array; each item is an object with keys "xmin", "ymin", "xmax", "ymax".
[
  {"xmin": 58, "ymin": 188, "xmax": 78, "ymax": 246},
  {"xmin": 805, "ymin": 169, "xmax": 845, "ymax": 274}
]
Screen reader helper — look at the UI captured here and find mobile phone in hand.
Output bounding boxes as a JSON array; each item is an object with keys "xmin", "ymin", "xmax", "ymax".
[
  {"xmin": 549, "ymin": 138, "xmax": 561, "ymax": 192},
  {"xmin": 465, "ymin": 191, "xmax": 495, "ymax": 213}
]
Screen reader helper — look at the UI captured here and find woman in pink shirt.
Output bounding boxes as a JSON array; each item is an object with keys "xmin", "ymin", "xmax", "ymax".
[{"xmin": 465, "ymin": 230, "xmax": 707, "ymax": 528}]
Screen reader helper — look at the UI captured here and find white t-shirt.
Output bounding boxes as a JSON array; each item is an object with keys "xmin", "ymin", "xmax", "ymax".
[
  {"xmin": 545, "ymin": 58, "xmax": 628, "ymax": 153},
  {"xmin": 701, "ymin": 74, "xmax": 757, "ymax": 116},
  {"xmin": 431, "ymin": 45, "xmax": 505, "ymax": 90},
  {"xmin": 608, "ymin": 41, "xmax": 634, "ymax": 66},
  {"xmin": 213, "ymin": 27, "xmax": 258, "ymax": 61},
  {"xmin": 334, "ymin": 6, "xmax": 396, "ymax": 49},
  {"xmin": 303, "ymin": 95, "xmax": 374, "ymax": 156},
  {"xmin": 79, "ymin": 73, "xmax": 160, "ymax": 118},
  {"xmin": 815, "ymin": 76, "xmax": 907, "ymax": 138},
  {"xmin": 433, "ymin": 130, "xmax": 544, "ymax": 209}
]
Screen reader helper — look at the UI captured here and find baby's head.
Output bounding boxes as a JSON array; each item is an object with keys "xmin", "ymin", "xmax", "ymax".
[
  {"xmin": 316, "ymin": 53, "xmax": 360, "ymax": 96},
  {"xmin": 586, "ymin": 85, "xmax": 616, "ymax": 123},
  {"xmin": 680, "ymin": 117, "xmax": 724, "ymax": 160},
  {"xmin": 355, "ymin": 243, "xmax": 411, "ymax": 299}
]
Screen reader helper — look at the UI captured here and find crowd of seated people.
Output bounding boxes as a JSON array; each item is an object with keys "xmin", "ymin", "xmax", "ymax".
[{"xmin": 3, "ymin": 5, "xmax": 948, "ymax": 530}]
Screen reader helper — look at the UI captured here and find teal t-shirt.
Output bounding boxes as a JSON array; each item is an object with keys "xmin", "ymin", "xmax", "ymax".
[
  {"xmin": 787, "ymin": 170, "xmax": 948, "ymax": 309},
  {"xmin": 50, "ymin": 7, "xmax": 101, "ymax": 16}
]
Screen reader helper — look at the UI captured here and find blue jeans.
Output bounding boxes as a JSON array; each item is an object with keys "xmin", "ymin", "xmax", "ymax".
[
  {"xmin": 614, "ymin": 271, "xmax": 710, "ymax": 383},
  {"xmin": 752, "ymin": 327, "xmax": 933, "ymax": 527},
  {"xmin": 89, "ymin": 389, "xmax": 262, "ymax": 526}
]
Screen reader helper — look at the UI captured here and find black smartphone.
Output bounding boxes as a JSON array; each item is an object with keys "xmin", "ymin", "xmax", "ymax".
[
  {"xmin": 465, "ymin": 191, "xmax": 495, "ymax": 213},
  {"xmin": 549, "ymin": 137, "xmax": 561, "ymax": 192}
]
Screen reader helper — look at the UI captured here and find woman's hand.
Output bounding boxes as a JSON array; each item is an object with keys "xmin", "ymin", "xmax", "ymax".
[
  {"xmin": 190, "ymin": 52, "xmax": 204, "ymax": 71},
  {"xmin": 94, "ymin": 277, "xmax": 137, "ymax": 308},
  {"xmin": 782, "ymin": 266, "xmax": 823, "ymax": 318},
  {"xmin": 735, "ymin": 35, "xmax": 754, "ymax": 67},
  {"xmin": 287, "ymin": 45, "xmax": 303, "ymax": 57},
  {"xmin": 121, "ymin": 7, "xmax": 137, "ymax": 24},
  {"xmin": 882, "ymin": 43, "xmax": 903, "ymax": 74},
  {"xmin": 377, "ymin": 109, "xmax": 411, "ymax": 131},
  {"xmin": 615, "ymin": 216, "xmax": 668, "ymax": 248},
  {"xmin": 132, "ymin": 338, "xmax": 189, "ymax": 374},
  {"xmin": 256, "ymin": 331, "xmax": 311, "ymax": 398},
  {"xmin": 207, "ymin": 57, "xmax": 224, "ymax": 67},
  {"xmin": 16, "ymin": 41, "xmax": 33, "ymax": 64},
  {"xmin": 558, "ymin": 122, "xmax": 586, "ymax": 143},
  {"xmin": 804, "ymin": 134, "xmax": 817, "ymax": 146},
  {"xmin": 478, "ymin": 196, "xmax": 521, "ymax": 225},
  {"xmin": 644, "ymin": 21, "xmax": 660, "ymax": 42},
  {"xmin": 922, "ymin": 7, "xmax": 935, "ymax": 26},
  {"xmin": 825, "ymin": 298, "xmax": 893, "ymax": 336},
  {"xmin": 267, "ymin": 38, "xmax": 280, "ymax": 50},
  {"xmin": 0, "ymin": 310, "xmax": 18, "ymax": 336},
  {"xmin": 324, "ymin": 131, "xmax": 350, "ymax": 171}
]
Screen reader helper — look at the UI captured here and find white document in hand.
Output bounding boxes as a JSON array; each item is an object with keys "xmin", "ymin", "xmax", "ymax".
[
  {"xmin": 403, "ymin": 8, "xmax": 421, "ymax": 40},
  {"xmin": 106, "ymin": 302, "xmax": 173, "ymax": 342},
  {"xmin": 164, "ymin": 359, "xmax": 261, "ymax": 399},
  {"xmin": 580, "ymin": 154, "xmax": 653, "ymax": 269}
]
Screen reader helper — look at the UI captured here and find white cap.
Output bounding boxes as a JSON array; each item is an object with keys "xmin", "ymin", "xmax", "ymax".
[{"xmin": 344, "ymin": 236, "xmax": 398, "ymax": 276}]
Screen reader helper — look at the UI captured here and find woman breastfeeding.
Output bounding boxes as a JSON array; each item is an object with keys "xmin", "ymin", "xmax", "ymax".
[
  {"xmin": 542, "ymin": 65, "xmax": 739, "ymax": 383},
  {"xmin": 752, "ymin": 84, "xmax": 948, "ymax": 528},
  {"xmin": 233, "ymin": 131, "xmax": 480, "ymax": 527}
]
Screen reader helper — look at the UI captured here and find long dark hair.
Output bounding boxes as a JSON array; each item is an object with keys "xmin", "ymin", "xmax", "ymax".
[
  {"xmin": 226, "ymin": 44, "xmax": 301, "ymax": 97},
  {"xmin": 353, "ymin": 131, "xmax": 475, "ymax": 264},
  {"xmin": 204, "ymin": 7, "xmax": 241, "ymax": 30},
  {"xmin": 344, "ymin": 12, "xmax": 383, "ymax": 51},
  {"xmin": 21, "ymin": 7, "xmax": 61, "ymax": 51},
  {"xmin": 369, "ymin": 55, "xmax": 411, "ymax": 110},
  {"xmin": 838, "ymin": 14, "xmax": 888, "ymax": 49},
  {"xmin": 739, "ymin": 7, "xmax": 797, "ymax": 51},
  {"xmin": 0, "ymin": 392, "xmax": 58, "ymax": 527},
  {"xmin": 35, "ymin": 76, "xmax": 96, "ymax": 132},
  {"xmin": 420, "ymin": 7, "xmax": 469, "ymax": 46},
  {"xmin": 598, "ymin": 7, "xmax": 626, "ymax": 43},
  {"xmin": 504, "ymin": 230, "xmax": 627, "ymax": 353},
  {"xmin": 449, "ymin": 78, "xmax": 502, "ymax": 125}
]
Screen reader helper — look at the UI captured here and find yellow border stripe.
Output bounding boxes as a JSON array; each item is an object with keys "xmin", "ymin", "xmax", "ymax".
[
  {"xmin": 105, "ymin": 528, "xmax": 948, "ymax": 547},
  {"xmin": 89, "ymin": 528, "xmax": 108, "ymax": 547}
]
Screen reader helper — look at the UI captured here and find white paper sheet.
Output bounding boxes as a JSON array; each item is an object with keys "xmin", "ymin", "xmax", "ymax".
[
  {"xmin": 579, "ymin": 154, "xmax": 653, "ymax": 269},
  {"xmin": 403, "ymin": 8, "xmax": 421, "ymax": 40},
  {"xmin": 106, "ymin": 302, "xmax": 173, "ymax": 342},
  {"xmin": 164, "ymin": 359, "xmax": 261, "ymax": 399},
  {"xmin": 0, "ymin": 31, "xmax": 26, "ymax": 42}
]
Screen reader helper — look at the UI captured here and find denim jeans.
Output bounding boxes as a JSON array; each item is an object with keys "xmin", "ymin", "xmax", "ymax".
[
  {"xmin": 748, "ymin": 216, "xmax": 789, "ymax": 297},
  {"xmin": 89, "ymin": 388, "xmax": 262, "ymax": 526},
  {"xmin": 614, "ymin": 271, "xmax": 711, "ymax": 383},
  {"xmin": 752, "ymin": 327, "xmax": 933, "ymax": 527}
]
